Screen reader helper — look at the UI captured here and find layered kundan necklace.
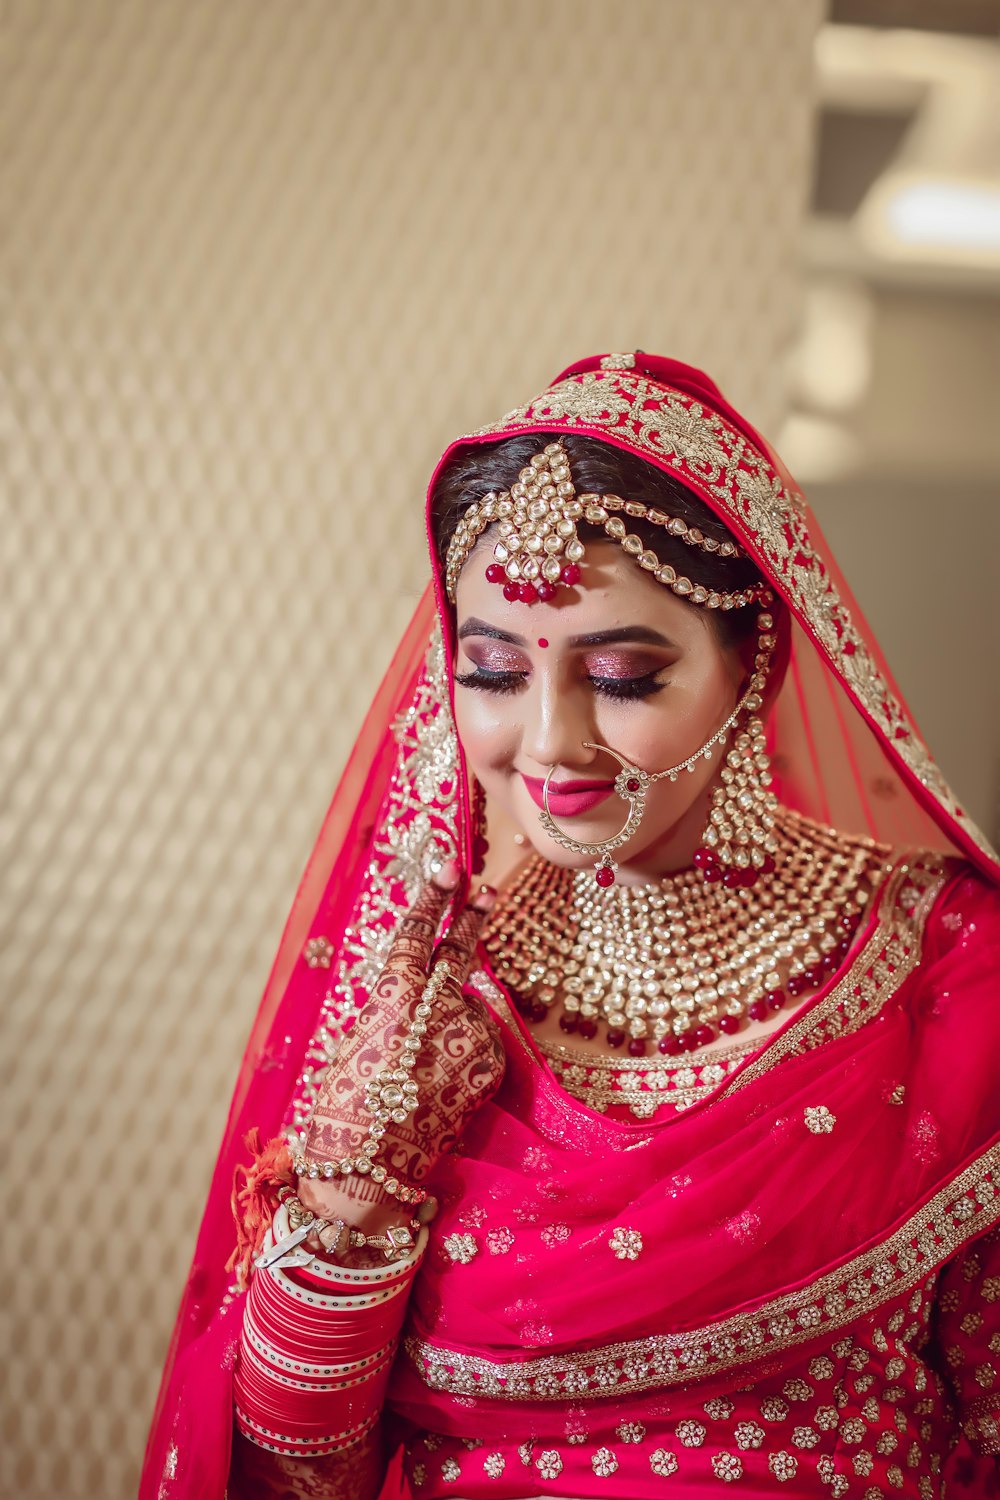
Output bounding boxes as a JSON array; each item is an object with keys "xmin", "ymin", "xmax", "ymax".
[{"xmin": 480, "ymin": 806, "xmax": 887, "ymax": 1057}]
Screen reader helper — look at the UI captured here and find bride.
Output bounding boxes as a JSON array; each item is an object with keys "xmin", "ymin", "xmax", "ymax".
[{"xmin": 141, "ymin": 352, "xmax": 1000, "ymax": 1500}]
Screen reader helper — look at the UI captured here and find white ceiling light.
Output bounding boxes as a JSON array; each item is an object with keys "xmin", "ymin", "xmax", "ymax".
[
  {"xmin": 884, "ymin": 179, "xmax": 1000, "ymax": 252},
  {"xmin": 860, "ymin": 173, "xmax": 1000, "ymax": 268}
]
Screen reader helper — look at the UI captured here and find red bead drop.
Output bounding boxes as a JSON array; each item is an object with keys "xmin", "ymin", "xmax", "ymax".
[
  {"xmin": 787, "ymin": 975, "xmax": 805, "ymax": 997},
  {"xmin": 529, "ymin": 1001, "xmax": 548, "ymax": 1022},
  {"xmin": 693, "ymin": 1024, "xmax": 715, "ymax": 1048},
  {"xmin": 748, "ymin": 998, "xmax": 770, "ymax": 1022},
  {"xmin": 627, "ymin": 1038, "xmax": 646, "ymax": 1057},
  {"xmin": 760, "ymin": 855, "xmax": 777, "ymax": 875},
  {"xmin": 595, "ymin": 865, "xmax": 615, "ymax": 888},
  {"xmin": 722, "ymin": 868, "xmax": 744, "ymax": 889},
  {"xmin": 658, "ymin": 1034, "xmax": 682, "ymax": 1055},
  {"xmin": 485, "ymin": 563, "xmax": 506, "ymax": 583},
  {"xmin": 739, "ymin": 866, "xmax": 758, "ymax": 887},
  {"xmin": 719, "ymin": 1015, "xmax": 742, "ymax": 1035},
  {"xmin": 517, "ymin": 582, "xmax": 538, "ymax": 604},
  {"xmin": 503, "ymin": 581, "xmax": 520, "ymax": 601},
  {"xmin": 606, "ymin": 1028, "xmax": 625, "ymax": 1048},
  {"xmin": 560, "ymin": 562, "xmax": 582, "ymax": 585},
  {"xmin": 676, "ymin": 1032, "xmax": 697, "ymax": 1052},
  {"xmin": 766, "ymin": 988, "xmax": 786, "ymax": 1012},
  {"xmin": 558, "ymin": 1013, "xmax": 578, "ymax": 1033},
  {"xmin": 577, "ymin": 1018, "xmax": 597, "ymax": 1040},
  {"xmin": 536, "ymin": 580, "xmax": 556, "ymax": 602}
]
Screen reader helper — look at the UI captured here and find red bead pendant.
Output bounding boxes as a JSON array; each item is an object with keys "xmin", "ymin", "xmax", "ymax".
[
  {"xmin": 658, "ymin": 1034, "xmax": 682, "ymax": 1055},
  {"xmin": 627, "ymin": 1038, "xmax": 646, "ymax": 1057},
  {"xmin": 536, "ymin": 580, "xmax": 556, "ymax": 602},
  {"xmin": 517, "ymin": 582, "xmax": 538, "ymax": 604},
  {"xmin": 502, "ymin": 581, "xmax": 520, "ymax": 601},
  {"xmin": 485, "ymin": 563, "xmax": 506, "ymax": 583},
  {"xmin": 595, "ymin": 865, "xmax": 615, "ymax": 888},
  {"xmin": 719, "ymin": 1015, "xmax": 742, "ymax": 1035},
  {"xmin": 560, "ymin": 562, "xmax": 582, "ymax": 586}
]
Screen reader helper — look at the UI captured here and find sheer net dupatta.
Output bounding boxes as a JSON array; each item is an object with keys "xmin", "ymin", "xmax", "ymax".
[
  {"xmin": 441, "ymin": 352, "xmax": 999, "ymax": 880},
  {"xmin": 140, "ymin": 585, "xmax": 468, "ymax": 1500}
]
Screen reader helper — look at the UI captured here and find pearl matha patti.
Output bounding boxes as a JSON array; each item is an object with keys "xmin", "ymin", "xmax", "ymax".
[{"xmin": 444, "ymin": 440, "xmax": 761, "ymax": 609}]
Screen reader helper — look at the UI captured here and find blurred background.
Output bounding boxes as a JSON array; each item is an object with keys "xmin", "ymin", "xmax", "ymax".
[{"xmin": 2, "ymin": 1, "xmax": 997, "ymax": 1495}]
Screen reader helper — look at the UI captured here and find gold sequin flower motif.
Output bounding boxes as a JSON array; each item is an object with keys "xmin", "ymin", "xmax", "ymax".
[
  {"xmin": 303, "ymin": 936, "xmax": 333, "ymax": 968},
  {"xmin": 442, "ymin": 1233, "xmax": 479, "ymax": 1264},
  {"xmin": 609, "ymin": 1226, "xmax": 643, "ymax": 1260},
  {"xmin": 536, "ymin": 1451, "xmax": 563, "ymax": 1480},
  {"xmin": 804, "ymin": 1105, "xmax": 837, "ymax": 1135},
  {"xmin": 592, "ymin": 1447, "xmax": 619, "ymax": 1477}
]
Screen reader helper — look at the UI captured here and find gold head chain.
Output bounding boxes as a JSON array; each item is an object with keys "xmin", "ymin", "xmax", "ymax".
[{"xmin": 444, "ymin": 440, "xmax": 763, "ymax": 610}]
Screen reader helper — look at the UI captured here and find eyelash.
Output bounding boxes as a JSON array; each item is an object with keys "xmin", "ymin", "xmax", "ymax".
[{"xmin": 454, "ymin": 668, "xmax": 667, "ymax": 701}]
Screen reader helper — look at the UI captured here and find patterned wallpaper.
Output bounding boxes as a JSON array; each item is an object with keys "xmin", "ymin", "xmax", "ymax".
[{"xmin": 1, "ymin": 1, "xmax": 823, "ymax": 1493}]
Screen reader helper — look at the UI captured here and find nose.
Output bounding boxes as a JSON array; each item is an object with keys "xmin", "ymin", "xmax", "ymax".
[{"xmin": 519, "ymin": 675, "xmax": 598, "ymax": 775}]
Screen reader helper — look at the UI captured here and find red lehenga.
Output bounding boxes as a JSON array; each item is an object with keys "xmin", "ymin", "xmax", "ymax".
[{"xmin": 140, "ymin": 354, "xmax": 1000, "ymax": 1500}]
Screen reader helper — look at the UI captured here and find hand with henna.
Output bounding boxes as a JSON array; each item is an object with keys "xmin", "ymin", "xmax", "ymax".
[{"xmin": 295, "ymin": 860, "xmax": 506, "ymax": 1250}]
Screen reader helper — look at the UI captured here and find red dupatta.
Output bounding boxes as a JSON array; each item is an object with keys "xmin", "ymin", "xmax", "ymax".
[{"xmin": 140, "ymin": 353, "xmax": 1000, "ymax": 1499}]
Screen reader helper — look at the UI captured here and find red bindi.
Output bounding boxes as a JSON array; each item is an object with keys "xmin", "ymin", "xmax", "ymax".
[{"xmin": 537, "ymin": 638, "xmax": 548, "ymax": 648}]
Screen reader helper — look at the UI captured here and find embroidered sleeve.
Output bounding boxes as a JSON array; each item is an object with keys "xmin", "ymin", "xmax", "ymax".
[{"xmin": 933, "ymin": 1229, "xmax": 1000, "ymax": 1459}]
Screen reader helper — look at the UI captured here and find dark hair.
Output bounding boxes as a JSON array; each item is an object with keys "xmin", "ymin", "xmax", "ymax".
[{"xmin": 431, "ymin": 433, "xmax": 765, "ymax": 648}]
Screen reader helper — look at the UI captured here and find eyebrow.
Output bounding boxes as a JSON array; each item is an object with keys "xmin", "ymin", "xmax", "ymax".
[{"xmin": 457, "ymin": 619, "xmax": 677, "ymax": 649}]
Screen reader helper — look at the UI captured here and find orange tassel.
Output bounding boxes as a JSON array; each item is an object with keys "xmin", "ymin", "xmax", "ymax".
[{"xmin": 226, "ymin": 1128, "xmax": 296, "ymax": 1290}]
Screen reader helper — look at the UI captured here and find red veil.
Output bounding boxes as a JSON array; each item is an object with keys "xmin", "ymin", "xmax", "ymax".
[{"xmin": 140, "ymin": 354, "xmax": 1000, "ymax": 1499}]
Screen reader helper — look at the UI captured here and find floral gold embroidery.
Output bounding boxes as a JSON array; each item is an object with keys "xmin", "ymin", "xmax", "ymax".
[
  {"xmin": 592, "ymin": 1446, "xmax": 619, "ymax": 1477},
  {"xmin": 805, "ymin": 1106, "xmax": 836, "ymax": 1135},
  {"xmin": 617, "ymin": 1421, "xmax": 646, "ymax": 1443},
  {"xmin": 404, "ymin": 1133, "xmax": 1000, "ymax": 1404},
  {"xmin": 483, "ymin": 1452, "xmax": 505, "ymax": 1478},
  {"xmin": 536, "ymin": 1450, "xmax": 563, "ymax": 1480},
  {"xmin": 302, "ymin": 936, "xmax": 333, "ymax": 968},
  {"xmin": 712, "ymin": 1452, "xmax": 743, "ymax": 1481},
  {"xmin": 442, "ymin": 1232, "xmax": 479, "ymax": 1264},
  {"xmin": 650, "ymin": 1448, "xmax": 679, "ymax": 1476},
  {"xmin": 609, "ymin": 1226, "xmax": 643, "ymax": 1260},
  {"xmin": 769, "ymin": 1451, "xmax": 798, "ymax": 1481}
]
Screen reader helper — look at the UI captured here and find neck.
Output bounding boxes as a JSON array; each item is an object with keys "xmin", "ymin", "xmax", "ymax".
[{"xmin": 612, "ymin": 785, "xmax": 713, "ymax": 886}]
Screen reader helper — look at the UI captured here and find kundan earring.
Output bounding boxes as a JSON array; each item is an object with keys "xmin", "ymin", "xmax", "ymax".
[{"xmin": 694, "ymin": 603, "xmax": 778, "ymax": 889}]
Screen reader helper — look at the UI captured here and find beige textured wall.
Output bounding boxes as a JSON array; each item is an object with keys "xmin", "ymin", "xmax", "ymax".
[{"xmin": 1, "ymin": 2, "xmax": 824, "ymax": 1495}]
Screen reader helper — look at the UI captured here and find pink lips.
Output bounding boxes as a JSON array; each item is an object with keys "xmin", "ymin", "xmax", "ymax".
[{"xmin": 521, "ymin": 774, "xmax": 615, "ymax": 817}]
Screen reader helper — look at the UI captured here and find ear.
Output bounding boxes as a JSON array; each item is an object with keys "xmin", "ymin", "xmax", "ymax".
[{"xmin": 730, "ymin": 632, "xmax": 758, "ymax": 697}]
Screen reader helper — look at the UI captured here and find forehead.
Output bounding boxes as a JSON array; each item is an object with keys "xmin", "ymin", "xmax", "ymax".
[{"xmin": 455, "ymin": 538, "xmax": 711, "ymax": 643}]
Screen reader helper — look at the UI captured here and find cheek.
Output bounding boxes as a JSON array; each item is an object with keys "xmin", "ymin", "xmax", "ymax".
[{"xmin": 453, "ymin": 690, "xmax": 519, "ymax": 777}]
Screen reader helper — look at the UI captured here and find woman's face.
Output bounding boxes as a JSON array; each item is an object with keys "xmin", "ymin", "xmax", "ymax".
[{"xmin": 452, "ymin": 539, "xmax": 749, "ymax": 882}]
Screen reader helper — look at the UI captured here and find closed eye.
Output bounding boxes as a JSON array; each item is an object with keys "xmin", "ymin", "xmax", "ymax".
[{"xmin": 454, "ymin": 668, "xmax": 666, "ymax": 701}]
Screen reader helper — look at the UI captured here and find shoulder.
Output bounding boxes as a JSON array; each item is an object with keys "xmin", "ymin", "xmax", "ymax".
[{"xmin": 869, "ymin": 845, "xmax": 999, "ymax": 951}]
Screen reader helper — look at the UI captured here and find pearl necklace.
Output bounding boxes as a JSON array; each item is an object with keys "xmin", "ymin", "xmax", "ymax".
[{"xmin": 481, "ymin": 807, "xmax": 887, "ymax": 1057}]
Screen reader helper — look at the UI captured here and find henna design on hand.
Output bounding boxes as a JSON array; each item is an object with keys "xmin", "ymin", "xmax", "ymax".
[
  {"xmin": 300, "ymin": 878, "xmax": 505, "ymax": 1210},
  {"xmin": 230, "ymin": 1424, "xmax": 386, "ymax": 1500}
]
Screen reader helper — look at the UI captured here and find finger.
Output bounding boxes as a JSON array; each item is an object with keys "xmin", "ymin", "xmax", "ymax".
[
  {"xmin": 382, "ymin": 859, "xmax": 461, "ymax": 974},
  {"xmin": 431, "ymin": 883, "xmax": 497, "ymax": 988}
]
